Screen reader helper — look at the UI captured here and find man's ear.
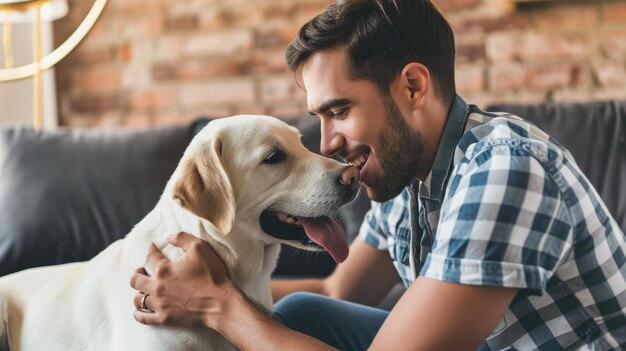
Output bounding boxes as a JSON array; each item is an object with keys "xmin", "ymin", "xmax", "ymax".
[
  {"xmin": 400, "ymin": 62, "xmax": 430, "ymax": 109},
  {"xmin": 173, "ymin": 137, "xmax": 235, "ymax": 235}
]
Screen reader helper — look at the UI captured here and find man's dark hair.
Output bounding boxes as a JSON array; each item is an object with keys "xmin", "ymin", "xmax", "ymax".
[{"xmin": 285, "ymin": 0, "xmax": 456, "ymax": 103}]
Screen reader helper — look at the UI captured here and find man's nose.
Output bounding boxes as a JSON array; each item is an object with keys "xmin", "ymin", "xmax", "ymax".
[{"xmin": 320, "ymin": 120, "xmax": 344, "ymax": 156}]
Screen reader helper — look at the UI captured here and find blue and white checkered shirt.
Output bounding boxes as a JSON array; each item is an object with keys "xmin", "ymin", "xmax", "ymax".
[{"xmin": 359, "ymin": 95, "xmax": 626, "ymax": 350}]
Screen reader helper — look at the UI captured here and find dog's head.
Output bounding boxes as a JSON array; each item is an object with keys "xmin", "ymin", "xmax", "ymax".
[{"xmin": 171, "ymin": 115, "xmax": 359, "ymax": 263}]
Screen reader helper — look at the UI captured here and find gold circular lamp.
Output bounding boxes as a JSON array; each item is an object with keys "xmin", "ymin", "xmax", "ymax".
[{"xmin": 0, "ymin": 0, "xmax": 108, "ymax": 129}]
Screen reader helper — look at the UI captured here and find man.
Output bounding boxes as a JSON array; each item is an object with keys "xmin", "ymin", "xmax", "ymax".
[{"xmin": 130, "ymin": 0, "xmax": 626, "ymax": 349}]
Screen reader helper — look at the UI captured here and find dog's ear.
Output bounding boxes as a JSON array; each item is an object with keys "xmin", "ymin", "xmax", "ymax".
[{"xmin": 173, "ymin": 137, "xmax": 236, "ymax": 235}]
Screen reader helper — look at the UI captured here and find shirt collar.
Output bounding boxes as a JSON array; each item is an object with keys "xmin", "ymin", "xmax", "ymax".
[{"xmin": 419, "ymin": 94, "xmax": 470, "ymax": 201}]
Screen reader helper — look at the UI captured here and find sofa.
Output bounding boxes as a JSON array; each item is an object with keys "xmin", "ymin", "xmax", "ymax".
[{"xmin": 0, "ymin": 100, "xmax": 624, "ymax": 309}]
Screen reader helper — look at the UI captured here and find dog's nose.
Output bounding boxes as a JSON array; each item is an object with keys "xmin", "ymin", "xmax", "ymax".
[{"xmin": 339, "ymin": 166, "xmax": 359, "ymax": 186}]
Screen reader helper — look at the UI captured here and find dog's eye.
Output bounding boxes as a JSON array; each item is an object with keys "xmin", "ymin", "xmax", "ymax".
[{"xmin": 263, "ymin": 149, "xmax": 286, "ymax": 165}]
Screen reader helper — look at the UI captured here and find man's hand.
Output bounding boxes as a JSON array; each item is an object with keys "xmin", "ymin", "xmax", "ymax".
[{"xmin": 130, "ymin": 232, "xmax": 236, "ymax": 329}]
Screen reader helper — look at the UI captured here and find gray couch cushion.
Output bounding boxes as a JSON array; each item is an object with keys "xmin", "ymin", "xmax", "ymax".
[{"xmin": 0, "ymin": 125, "xmax": 192, "ymax": 276}]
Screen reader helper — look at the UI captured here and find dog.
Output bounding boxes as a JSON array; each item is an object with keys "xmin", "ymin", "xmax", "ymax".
[{"xmin": 0, "ymin": 115, "xmax": 360, "ymax": 351}]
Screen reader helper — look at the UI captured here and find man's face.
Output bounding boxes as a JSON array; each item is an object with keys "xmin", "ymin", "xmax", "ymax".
[{"xmin": 302, "ymin": 47, "xmax": 424, "ymax": 202}]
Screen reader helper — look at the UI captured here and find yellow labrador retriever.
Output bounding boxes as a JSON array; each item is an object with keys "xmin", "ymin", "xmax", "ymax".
[{"xmin": 0, "ymin": 115, "xmax": 359, "ymax": 351}]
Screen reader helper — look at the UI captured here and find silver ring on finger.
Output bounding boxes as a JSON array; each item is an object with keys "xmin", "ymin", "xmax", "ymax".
[{"xmin": 139, "ymin": 293, "xmax": 154, "ymax": 313}]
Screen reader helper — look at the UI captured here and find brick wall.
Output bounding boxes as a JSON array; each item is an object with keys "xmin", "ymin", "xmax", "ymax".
[{"xmin": 53, "ymin": 0, "xmax": 626, "ymax": 127}]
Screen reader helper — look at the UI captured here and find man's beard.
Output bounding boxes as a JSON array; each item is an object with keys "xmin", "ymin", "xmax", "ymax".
[{"xmin": 364, "ymin": 95, "xmax": 424, "ymax": 202}]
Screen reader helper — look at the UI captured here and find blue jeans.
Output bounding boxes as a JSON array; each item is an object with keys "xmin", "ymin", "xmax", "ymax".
[{"xmin": 273, "ymin": 292, "xmax": 389, "ymax": 351}]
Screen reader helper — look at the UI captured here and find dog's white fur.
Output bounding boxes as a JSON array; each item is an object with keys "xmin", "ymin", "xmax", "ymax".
[{"xmin": 0, "ymin": 115, "xmax": 357, "ymax": 351}]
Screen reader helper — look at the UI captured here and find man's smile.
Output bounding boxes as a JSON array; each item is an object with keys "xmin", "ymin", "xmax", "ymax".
[
  {"xmin": 346, "ymin": 153, "xmax": 367, "ymax": 170},
  {"xmin": 342, "ymin": 145, "xmax": 371, "ymax": 171}
]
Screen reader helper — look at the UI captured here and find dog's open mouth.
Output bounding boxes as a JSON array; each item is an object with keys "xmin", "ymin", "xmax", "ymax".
[{"xmin": 260, "ymin": 210, "xmax": 349, "ymax": 263}]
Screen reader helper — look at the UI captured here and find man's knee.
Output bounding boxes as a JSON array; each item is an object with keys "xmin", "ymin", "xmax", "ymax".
[{"xmin": 273, "ymin": 292, "xmax": 328, "ymax": 328}]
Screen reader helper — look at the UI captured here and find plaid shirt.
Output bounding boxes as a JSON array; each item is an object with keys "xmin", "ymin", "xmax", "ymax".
[{"xmin": 360, "ymin": 95, "xmax": 626, "ymax": 350}]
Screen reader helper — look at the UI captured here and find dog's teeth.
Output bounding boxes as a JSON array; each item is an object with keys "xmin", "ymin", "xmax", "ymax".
[{"xmin": 276, "ymin": 212, "xmax": 301, "ymax": 225}]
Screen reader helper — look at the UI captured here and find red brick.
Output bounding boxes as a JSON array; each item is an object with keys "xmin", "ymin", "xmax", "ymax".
[
  {"xmin": 256, "ymin": 24, "xmax": 301, "ymax": 49},
  {"xmin": 456, "ymin": 64, "xmax": 485, "ymax": 94},
  {"xmin": 154, "ymin": 36, "xmax": 183, "ymax": 61},
  {"xmin": 123, "ymin": 113, "xmax": 154, "ymax": 128},
  {"xmin": 481, "ymin": 91, "xmax": 546, "ymax": 107},
  {"xmin": 62, "ymin": 113, "xmax": 102, "ymax": 128},
  {"xmin": 530, "ymin": 2, "xmax": 599, "ymax": 32},
  {"xmin": 591, "ymin": 87, "xmax": 626, "ymax": 101},
  {"xmin": 240, "ymin": 50, "xmax": 288, "ymax": 75},
  {"xmin": 75, "ymin": 66, "xmax": 123, "ymax": 90},
  {"xmin": 164, "ymin": 14, "xmax": 199, "ymax": 32},
  {"xmin": 231, "ymin": 104, "xmax": 269, "ymax": 117},
  {"xmin": 120, "ymin": 15, "xmax": 163, "ymax": 39},
  {"xmin": 524, "ymin": 62, "xmax": 588, "ymax": 90},
  {"xmin": 70, "ymin": 93, "xmax": 125, "ymax": 113},
  {"xmin": 198, "ymin": 8, "xmax": 232, "ymax": 30},
  {"xmin": 182, "ymin": 30, "xmax": 253, "ymax": 57},
  {"xmin": 485, "ymin": 32, "xmax": 519, "ymax": 62},
  {"xmin": 151, "ymin": 64, "xmax": 177, "ymax": 81},
  {"xmin": 227, "ymin": 5, "xmax": 266, "ymax": 27},
  {"xmin": 98, "ymin": 112, "xmax": 124, "ymax": 127},
  {"xmin": 73, "ymin": 46, "xmax": 116, "ymax": 66},
  {"xmin": 178, "ymin": 58, "xmax": 243, "ymax": 79},
  {"xmin": 594, "ymin": 61, "xmax": 626, "ymax": 87},
  {"xmin": 455, "ymin": 36, "xmax": 486, "ymax": 63},
  {"xmin": 180, "ymin": 79, "xmax": 256, "ymax": 108},
  {"xmin": 154, "ymin": 112, "xmax": 199, "ymax": 126},
  {"xmin": 109, "ymin": 0, "xmax": 162, "ymax": 13},
  {"xmin": 128, "ymin": 88, "xmax": 178, "ymax": 110},
  {"xmin": 602, "ymin": 30, "xmax": 626, "ymax": 59},
  {"xmin": 519, "ymin": 33, "xmax": 591, "ymax": 60},
  {"xmin": 454, "ymin": 12, "xmax": 530, "ymax": 34},
  {"xmin": 122, "ymin": 66, "xmax": 151, "ymax": 87},
  {"xmin": 183, "ymin": 106, "xmax": 234, "ymax": 120},
  {"xmin": 260, "ymin": 75, "xmax": 298, "ymax": 103},
  {"xmin": 262, "ymin": 3, "xmax": 297, "ymax": 22},
  {"xmin": 294, "ymin": 2, "xmax": 331, "ymax": 24},
  {"xmin": 152, "ymin": 57, "xmax": 244, "ymax": 82},
  {"xmin": 265, "ymin": 102, "xmax": 306, "ymax": 118},
  {"xmin": 488, "ymin": 62, "xmax": 525, "ymax": 91},
  {"xmin": 486, "ymin": 32, "xmax": 591, "ymax": 62},
  {"xmin": 602, "ymin": 2, "xmax": 626, "ymax": 25},
  {"xmin": 118, "ymin": 42, "xmax": 133, "ymax": 63}
]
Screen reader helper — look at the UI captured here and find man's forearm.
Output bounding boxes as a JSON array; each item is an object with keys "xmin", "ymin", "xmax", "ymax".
[
  {"xmin": 271, "ymin": 278, "xmax": 326, "ymax": 302},
  {"xmin": 214, "ymin": 286, "xmax": 336, "ymax": 351}
]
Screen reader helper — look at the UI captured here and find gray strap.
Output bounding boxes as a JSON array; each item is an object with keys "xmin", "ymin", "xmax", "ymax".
[{"xmin": 0, "ymin": 298, "xmax": 10, "ymax": 351}]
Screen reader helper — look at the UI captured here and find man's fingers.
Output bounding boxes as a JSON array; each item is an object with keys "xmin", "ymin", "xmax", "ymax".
[
  {"xmin": 130, "ymin": 268, "xmax": 152, "ymax": 291},
  {"xmin": 133, "ymin": 309, "xmax": 163, "ymax": 325},
  {"xmin": 133, "ymin": 292, "xmax": 154, "ymax": 312},
  {"xmin": 146, "ymin": 242, "xmax": 169, "ymax": 272},
  {"xmin": 168, "ymin": 231, "xmax": 205, "ymax": 252}
]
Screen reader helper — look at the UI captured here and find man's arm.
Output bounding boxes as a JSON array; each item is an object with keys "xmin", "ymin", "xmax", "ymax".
[
  {"xmin": 131, "ymin": 233, "xmax": 518, "ymax": 350},
  {"xmin": 370, "ymin": 276, "xmax": 519, "ymax": 351},
  {"xmin": 272, "ymin": 237, "xmax": 401, "ymax": 306},
  {"xmin": 130, "ymin": 232, "xmax": 338, "ymax": 350}
]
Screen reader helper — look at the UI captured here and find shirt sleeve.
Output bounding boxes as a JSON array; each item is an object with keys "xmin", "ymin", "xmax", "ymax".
[
  {"xmin": 358, "ymin": 202, "xmax": 390, "ymax": 251},
  {"xmin": 421, "ymin": 142, "xmax": 574, "ymax": 295}
]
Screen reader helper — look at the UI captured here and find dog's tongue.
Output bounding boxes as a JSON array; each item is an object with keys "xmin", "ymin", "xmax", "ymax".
[{"xmin": 299, "ymin": 217, "xmax": 349, "ymax": 263}]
